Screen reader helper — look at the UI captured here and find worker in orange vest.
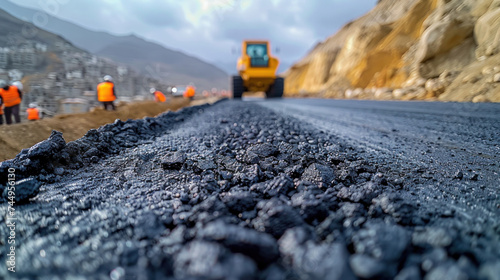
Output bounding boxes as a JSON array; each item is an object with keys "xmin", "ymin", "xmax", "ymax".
[
  {"xmin": 12, "ymin": 81, "xmax": 23, "ymax": 91},
  {"xmin": 26, "ymin": 103, "xmax": 40, "ymax": 121},
  {"xmin": 184, "ymin": 84, "xmax": 196, "ymax": 100},
  {"xmin": 0, "ymin": 80, "xmax": 22, "ymax": 125},
  {"xmin": 97, "ymin": 75, "xmax": 117, "ymax": 110},
  {"xmin": 150, "ymin": 88, "xmax": 167, "ymax": 102}
]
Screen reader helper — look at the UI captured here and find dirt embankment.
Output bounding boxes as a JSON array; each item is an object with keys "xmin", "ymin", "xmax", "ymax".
[{"xmin": 0, "ymin": 98, "xmax": 218, "ymax": 161}]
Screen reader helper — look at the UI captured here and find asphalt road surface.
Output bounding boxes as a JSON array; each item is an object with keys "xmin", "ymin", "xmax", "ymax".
[{"xmin": 1, "ymin": 99, "xmax": 499, "ymax": 279}]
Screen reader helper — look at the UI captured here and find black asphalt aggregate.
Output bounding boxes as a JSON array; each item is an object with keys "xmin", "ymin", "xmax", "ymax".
[{"xmin": 1, "ymin": 98, "xmax": 499, "ymax": 280}]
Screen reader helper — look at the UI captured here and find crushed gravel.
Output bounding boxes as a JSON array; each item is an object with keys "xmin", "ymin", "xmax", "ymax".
[{"xmin": 0, "ymin": 99, "xmax": 499, "ymax": 279}]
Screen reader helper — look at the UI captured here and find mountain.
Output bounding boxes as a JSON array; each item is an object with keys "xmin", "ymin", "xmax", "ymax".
[
  {"xmin": 0, "ymin": 8, "xmax": 83, "ymax": 77},
  {"xmin": 2, "ymin": 1, "xmax": 229, "ymax": 91},
  {"xmin": 285, "ymin": 0, "xmax": 500, "ymax": 102},
  {"xmin": 0, "ymin": 8, "xmax": 81, "ymax": 54},
  {"xmin": 94, "ymin": 36, "xmax": 228, "ymax": 90}
]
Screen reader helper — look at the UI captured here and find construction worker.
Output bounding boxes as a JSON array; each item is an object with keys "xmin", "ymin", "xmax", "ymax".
[
  {"xmin": 0, "ymin": 80, "xmax": 21, "ymax": 125},
  {"xmin": 10, "ymin": 81, "xmax": 23, "ymax": 124},
  {"xmin": 184, "ymin": 84, "xmax": 196, "ymax": 100},
  {"xmin": 0, "ymin": 80, "xmax": 22, "ymax": 125},
  {"xmin": 150, "ymin": 88, "xmax": 167, "ymax": 102},
  {"xmin": 12, "ymin": 81, "xmax": 23, "ymax": 91},
  {"xmin": 97, "ymin": 75, "xmax": 117, "ymax": 110},
  {"xmin": 26, "ymin": 103, "xmax": 40, "ymax": 121}
]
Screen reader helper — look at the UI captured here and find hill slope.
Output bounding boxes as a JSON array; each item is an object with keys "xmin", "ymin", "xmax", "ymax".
[
  {"xmin": 0, "ymin": 8, "xmax": 81, "ymax": 55},
  {"xmin": 285, "ymin": 0, "xmax": 500, "ymax": 102},
  {"xmin": 94, "ymin": 37, "xmax": 229, "ymax": 90},
  {"xmin": 0, "ymin": 7, "xmax": 170, "ymax": 106},
  {"xmin": 2, "ymin": 1, "xmax": 229, "ymax": 90}
]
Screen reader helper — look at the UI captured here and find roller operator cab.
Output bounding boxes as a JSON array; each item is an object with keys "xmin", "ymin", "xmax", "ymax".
[{"xmin": 232, "ymin": 40, "xmax": 284, "ymax": 99}]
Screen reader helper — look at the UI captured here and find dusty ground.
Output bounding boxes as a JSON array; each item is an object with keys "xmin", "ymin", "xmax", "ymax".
[{"xmin": 0, "ymin": 98, "xmax": 218, "ymax": 161}]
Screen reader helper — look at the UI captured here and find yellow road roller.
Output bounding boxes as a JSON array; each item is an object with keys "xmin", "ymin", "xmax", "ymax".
[{"xmin": 232, "ymin": 40, "xmax": 284, "ymax": 98}]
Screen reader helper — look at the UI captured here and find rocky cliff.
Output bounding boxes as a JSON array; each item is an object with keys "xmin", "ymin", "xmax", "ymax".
[{"xmin": 285, "ymin": 0, "xmax": 500, "ymax": 102}]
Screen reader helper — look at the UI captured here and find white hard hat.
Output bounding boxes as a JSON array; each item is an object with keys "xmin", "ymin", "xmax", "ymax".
[
  {"xmin": 0, "ymin": 80, "xmax": 6, "ymax": 88},
  {"xmin": 29, "ymin": 103, "xmax": 37, "ymax": 108},
  {"xmin": 12, "ymin": 81, "xmax": 23, "ymax": 91},
  {"xmin": 150, "ymin": 88, "xmax": 156, "ymax": 94},
  {"xmin": 103, "ymin": 75, "xmax": 113, "ymax": 82}
]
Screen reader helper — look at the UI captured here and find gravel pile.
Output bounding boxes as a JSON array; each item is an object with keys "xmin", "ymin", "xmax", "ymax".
[{"xmin": 0, "ymin": 100, "xmax": 499, "ymax": 279}]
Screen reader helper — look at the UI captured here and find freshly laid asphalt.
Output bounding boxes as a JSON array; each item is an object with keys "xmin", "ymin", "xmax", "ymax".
[{"xmin": 1, "ymin": 98, "xmax": 499, "ymax": 279}]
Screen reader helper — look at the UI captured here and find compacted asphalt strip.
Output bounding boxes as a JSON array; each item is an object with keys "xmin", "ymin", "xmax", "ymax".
[{"xmin": 0, "ymin": 99, "xmax": 499, "ymax": 279}]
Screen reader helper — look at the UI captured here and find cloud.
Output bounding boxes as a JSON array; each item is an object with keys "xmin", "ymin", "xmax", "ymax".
[
  {"xmin": 198, "ymin": 0, "xmax": 375, "ymax": 71},
  {"xmin": 121, "ymin": 0, "xmax": 188, "ymax": 28}
]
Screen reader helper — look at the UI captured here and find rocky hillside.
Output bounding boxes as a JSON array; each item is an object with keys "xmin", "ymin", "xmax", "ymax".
[
  {"xmin": 0, "ymin": 8, "xmax": 172, "ymax": 114},
  {"xmin": 0, "ymin": 9, "xmax": 82, "ymax": 67},
  {"xmin": 285, "ymin": 0, "xmax": 500, "ymax": 102}
]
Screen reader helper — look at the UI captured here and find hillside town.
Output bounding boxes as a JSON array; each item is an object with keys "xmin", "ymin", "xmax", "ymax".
[{"xmin": 0, "ymin": 40, "xmax": 162, "ymax": 116}]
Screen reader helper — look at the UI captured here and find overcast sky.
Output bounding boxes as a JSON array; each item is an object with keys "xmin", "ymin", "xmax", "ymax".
[{"xmin": 7, "ymin": 0, "xmax": 377, "ymax": 73}]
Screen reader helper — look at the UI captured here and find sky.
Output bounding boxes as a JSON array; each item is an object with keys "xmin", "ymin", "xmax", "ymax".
[{"xmin": 7, "ymin": 0, "xmax": 378, "ymax": 73}]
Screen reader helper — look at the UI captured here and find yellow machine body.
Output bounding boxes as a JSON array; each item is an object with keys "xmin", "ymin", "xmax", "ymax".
[{"xmin": 236, "ymin": 40, "xmax": 280, "ymax": 92}]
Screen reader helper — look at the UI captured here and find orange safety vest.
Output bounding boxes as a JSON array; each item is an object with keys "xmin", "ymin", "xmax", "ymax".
[
  {"xmin": 0, "ymin": 85, "xmax": 22, "ymax": 107},
  {"xmin": 154, "ymin": 91, "xmax": 167, "ymax": 102},
  {"xmin": 27, "ymin": 107, "xmax": 40, "ymax": 120},
  {"xmin": 184, "ymin": 86, "xmax": 195, "ymax": 98},
  {"xmin": 97, "ymin": 82, "xmax": 116, "ymax": 102}
]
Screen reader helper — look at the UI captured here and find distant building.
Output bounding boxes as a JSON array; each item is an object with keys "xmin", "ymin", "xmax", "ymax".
[
  {"xmin": 66, "ymin": 70, "xmax": 83, "ymax": 79},
  {"xmin": 116, "ymin": 79, "xmax": 136, "ymax": 97},
  {"xmin": 102, "ymin": 63, "xmax": 117, "ymax": 78},
  {"xmin": 0, "ymin": 72, "xmax": 9, "ymax": 82},
  {"xmin": 47, "ymin": 72, "xmax": 58, "ymax": 79},
  {"xmin": 35, "ymin": 43, "xmax": 47, "ymax": 52},
  {"xmin": 83, "ymin": 90, "xmax": 96, "ymax": 97},
  {"xmin": 64, "ymin": 58, "xmax": 80, "ymax": 71},
  {"xmin": 117, "ymin": 66, "xmax": 128, "ymax": 76},
  {"xmin": 55, "ymin": 42, "xmax": 73, "ymax": 52},
  {"xmin": 42, "ymin": 79, "xmax": 54, "ymax": 90},
  {"xmin": 11, "ymin": 46, "xmax": 38, "ymax": 70},
  {"xmin": 0, "ymin": 48, "xmax": 9, "ymax": 69},
  {"xmin": 85, "ymin": 64, "xmax": 101, "ymax": 78},
  {"xmin": 8, "ymin": 69, "xmax": 23, "ymax": 81},
  {"xmin": 26, "ymin": 86, "xmax": 59, "ymax": 114},
  {"xmin": 86, "ymin": 56, "xmax": 99, "ymax": 65},
  {"xmin": 60, "ymin": 98, "xmax": 89, "ymax": 114}
]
